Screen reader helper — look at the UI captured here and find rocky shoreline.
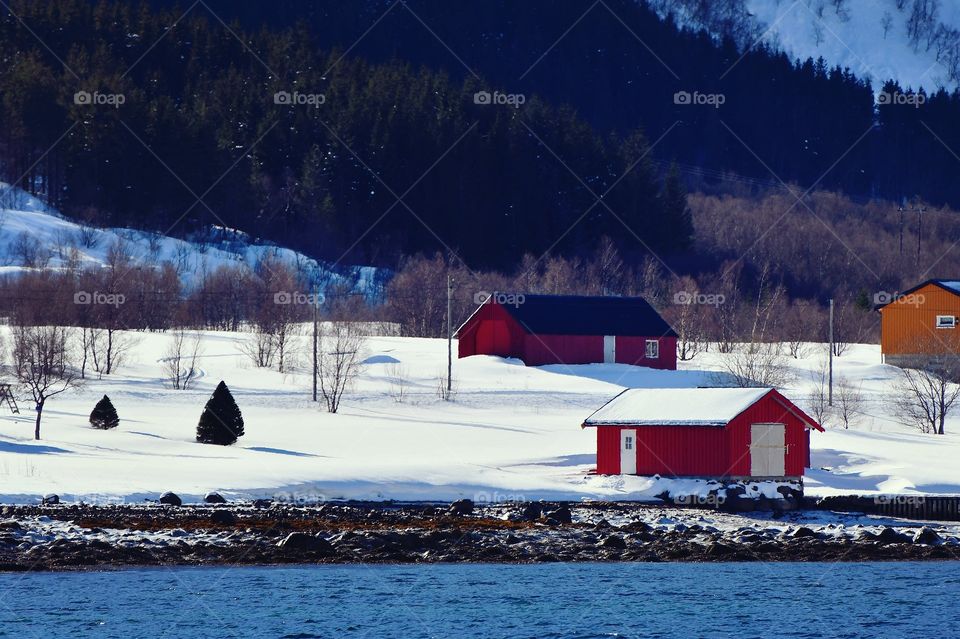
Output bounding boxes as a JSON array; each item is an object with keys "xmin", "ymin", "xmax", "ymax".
[{"xmin": 1, "ymin": 500, "xmax": 958, "ymax": 571}]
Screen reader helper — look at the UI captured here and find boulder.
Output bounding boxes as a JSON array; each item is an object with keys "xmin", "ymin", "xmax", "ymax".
[
  {"xmin": 913, "ymin": 527, "xmax": 942, "ymax": 546},
  {"xmin": 789, "ymin": 526, "xmax": 817, "ymax": 539},
  {"xmin": 252, "ymin": 499, "xmax": 272, "ymax": 509},
  {"xmin": 277, "ymin": 532, "xmax": 333, "ymax": 553},
  {"xmin": 544, "ymin": 506, "xmax": 572, "ymax": 525},
  {"xmin": 600, "ymin": 535, "xmax": 627, "ymax": 550},
  {"xmin": 876, "ymin": 527, "xmax": 909, "ymax": 545},
  {"xmin": 204, "ymin": 492, "xmax": 227, "ymax": 504},
  {"xmin": 159, "ymin": 492, "xmax": 182, "ymax": 506},
  {"xmin": 448, "ymin": 499, "xmax": 474, "ymax": 516},
  {"xmin": 41, "ymin": 494, "xmax": 59, "ymax": 505},
  {"xmin": 520, "ymin": 503, "xmax": 543, "ymax": 521},
  {"xmin": 210, "ymin": 510, "xmax": 236, "ymax": 525}
]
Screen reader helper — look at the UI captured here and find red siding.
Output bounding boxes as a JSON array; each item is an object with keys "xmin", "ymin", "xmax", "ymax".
[
  {"xmin": 522, "ymin": 334, "xmax": 602, "ymax": 365},
  {"xmin": 615, "ymin": 336, "xmax": 677, "ymax": 370},
  {"xmin": 592, "ymin": 391, "xmax": 815, "ymax": 478},
  {"xmin": 457, "ymin": 303, "xmax": 526, "ymax": 359},
  {"xmin": 458, "ymin": 302, "xmax": 678, "ymax": 370}
]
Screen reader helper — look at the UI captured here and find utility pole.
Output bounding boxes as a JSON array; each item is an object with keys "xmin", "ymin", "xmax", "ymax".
[
  {"xmin": 828, "ymin": 298, "xmax": 834, "ymax": 407},
  {"xmin": 916, "ymin": 204, "xmax": 925, "ymax": 265},
  {"xmin": 898, "ymin": 201, "xmax": 904, "ymax": 255},
  {"xmin": 312, "ymin": 284, "xmax": 319, "ymax": 402},
  {"xmin": 446, "ymin": 274, "xmax": 453, "ymax": 397}
]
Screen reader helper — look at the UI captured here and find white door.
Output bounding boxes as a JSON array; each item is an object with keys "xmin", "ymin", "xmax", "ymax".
[
  {"xmin": 750, "ymin": 423, "xmax": 786, "ymax": 476},
  {"xmin": 620, "ymin": 429, "xmax": 637, "ymax": 474},
  {"xmin": 603, "ymin": 335, "xmax": 616, "ymax": 363}
]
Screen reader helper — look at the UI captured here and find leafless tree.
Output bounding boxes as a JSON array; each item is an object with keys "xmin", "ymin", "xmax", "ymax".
[
  {"xmin": 318, "ymin": 323, "xmax": 366, "ymax": 413},
  {"xmin": 239, "ymin": 329, "xmax": 277, "ymax": 369},
  {"xmin": 891, "ymin": 359, "xmax": 960, "ymax": 434},
  {"xmin": 163, "ymin": 330, "xmax": 204, "ymax": 390},
  {"xmin": 10, "ymin": 326, "xmax": 80, "ymax": 440},
  {"xmin": 718, "ymin": 341, "xmax": 792, "ymax": 389},
  {"xmin": 386, "ymin": 362, "xmax": 410, "ymax": 402},
  {"xmin": 805, "ymin": 361, "xmax": 833, "ymax": 427},
  {"xmin": 835, "ymin": 375, "xmax": 864, "ymax": 429}
]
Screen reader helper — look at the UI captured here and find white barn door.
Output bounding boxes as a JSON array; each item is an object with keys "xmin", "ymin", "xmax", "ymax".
[
  {"xmin": 603, "ymin": 335, "xmax": 616, "ymax": 363},
  {"xmin": 750, "ymin": 423, "xmax": 786, "ymax": 476},
  {"xmin": 620, "ymin": 429, "xmax": 637, "ymax": 474}
]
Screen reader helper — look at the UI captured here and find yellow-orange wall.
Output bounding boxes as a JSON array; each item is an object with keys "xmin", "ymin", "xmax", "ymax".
[{"xmin": 880, "ymin": 283, "xmax": 960, "ymax": 355}]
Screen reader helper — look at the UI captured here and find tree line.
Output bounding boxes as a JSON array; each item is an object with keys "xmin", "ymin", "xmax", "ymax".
[{"xmin": 0, "ymin": 0, "xmax": 691, "ymax": 272}]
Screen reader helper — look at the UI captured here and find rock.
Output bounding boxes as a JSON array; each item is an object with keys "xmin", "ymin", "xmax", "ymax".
[
  {"xmin": 855, "ymin": 530, "xmax": 878, "ymax": 543},
  {"xmin": 277, "ymin": 532, "xmax": 333, "ymax": 553},
  {"xmin": 159, "ymin": 492, "xmax": 181, "ymax": 506},
  {"xmin": 544, "ymin": 506, "xmax": 572, "ymax": 525},
  {"xmin": 876, "ymin": 527, "xmax": 909, "ymax": 545},
  {"xmin": 210, "ymin": 510, "xmax": 236, "ymax": 525},
  {"xmin": 252, "ymin": 499, "xmax": 272, "ymax": 509},
  {"xmin": 913, "ymin": 527, "xmax": 942, "ymax": 546},
  {"xmin": 706, "ymin": 542, "xmax": 734, "ymax": 556},
  {"xmin": 204, "ymin": 492, "xmax": 226, "ymax": 504},
  {"xmin": 600, "ymin": 535, "xmax": 627, "ymax": 550},
  {"xmin": 790, "ymin": 526, "xmax": 817, "ymax": 539},
  {"xmin": 593, "ymin": 519, "xmax": 612, "ymax": 529},
  {"xmin": 520, "ymin": 503, "xmax": 543, "ymax": 521},
  {"xmin": 41, "ymin": 494, "xmax": 59, "ymax": 505},
  {"xmin": 448, "ymin": 499, "xmax": 474, "ymax": 516}
]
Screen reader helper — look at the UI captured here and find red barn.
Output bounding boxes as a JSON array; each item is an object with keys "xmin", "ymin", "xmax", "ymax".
[
  {"xmin": 582, "ymin": 388, "xmax": 823, "ymax": 478},
  {"xmin": 455, "ymin": 294, "xmax": 677, "ymax": 369}
]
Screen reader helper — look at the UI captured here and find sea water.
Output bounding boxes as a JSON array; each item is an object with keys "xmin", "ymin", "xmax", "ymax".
[{"xmin": 1, "ymin": 562, "xmax": 956, "ymax": 638}]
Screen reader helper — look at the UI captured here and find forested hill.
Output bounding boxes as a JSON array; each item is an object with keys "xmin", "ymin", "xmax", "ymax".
[
  {"xmin": 0, "ymin": 0, "xmax": 690, "ymax": 270},
  {"xmin": 2, "ymin": 0, "xmax": 960, "ymax": 273},
  {"xmin": 153, "ymin": 0, "xmax": 960, "ymax": 209}
]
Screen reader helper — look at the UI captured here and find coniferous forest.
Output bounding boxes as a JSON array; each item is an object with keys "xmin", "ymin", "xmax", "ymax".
[{"xmin": 1, "ymin": 0, "xmax": 958, "ymax": 275}]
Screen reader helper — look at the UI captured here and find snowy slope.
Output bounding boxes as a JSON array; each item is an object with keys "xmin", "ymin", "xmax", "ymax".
[
  {"xmin": 652, "ymin": 0, "xmax": 960, "ymax": 92},
  {"xmin": 0, "ymin": 328, "xmax": 958, "ymax": 503},
  {"xmin": 747, "ymin": 0, "xmax": 960, "ymax": 92},
  {"xmin": 0, "ymin": 183, "xmax": 380, "ymax": 293}
]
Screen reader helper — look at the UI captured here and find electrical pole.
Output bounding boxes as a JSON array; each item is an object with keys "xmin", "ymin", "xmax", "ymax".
[
  {"xmin": 898, "ymin": 202, "xmax": 904, "ymax": 255},
  {"xmin": 447, "ymin": 274, "xmax": 453, "ymax": 397},
  {"xmin": 917, "ymin": 205, "xmax": 925, "ymax": 265},
  {"xmin": 828, "ymin": 298, "xmax": 834, "ymax": 407},
  {"xmin": 312, "ymin": 284, "xmax": 319, "ymax": 402}
]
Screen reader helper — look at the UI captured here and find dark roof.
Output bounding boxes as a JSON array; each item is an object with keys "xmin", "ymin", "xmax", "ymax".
[
  {"xmin": 875, "ymin": 279, "xmax": 960, "ymax": 310},
  {"xmin": 484, "ymin": 294, "xmax": 676, "ymax": 337}
]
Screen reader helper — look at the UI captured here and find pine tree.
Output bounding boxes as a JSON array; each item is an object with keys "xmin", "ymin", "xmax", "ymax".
[
  {"xmin": 89, "ymin": 394, "xmax": 119, "ymax": 429},
  {"xmin": 196, "ymin": 381, "xmax": 244, "ymax": 445}
]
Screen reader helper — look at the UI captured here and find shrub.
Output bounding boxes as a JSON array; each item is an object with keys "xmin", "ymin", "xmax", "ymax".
[
  {"xmin": 89, "ymin": 395, "xmax": 119, "ymax": 429},
  {"xmin": 196, "ymin": 381, "xmax": 244, "ymax": 445}
]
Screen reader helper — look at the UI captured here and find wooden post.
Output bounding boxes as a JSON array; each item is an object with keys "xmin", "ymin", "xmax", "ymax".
[
  {"xmin": 828, "ymin": 298, "xmax": 834, "ymax": 407},
  {"xmin": 447, "ymin": 274, "xmax": 453, "ymax": 398}
]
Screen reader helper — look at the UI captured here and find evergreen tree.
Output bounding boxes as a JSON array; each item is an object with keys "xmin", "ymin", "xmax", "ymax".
[
  {"xmin": 89, "ymin": 394, "xmax": 119, "ymax": 429},
  {"xmin": 660, "ymin": 164, "xmax": 693, "ymax": 252},
  {"xmin": 196, "ymin": 381, "xmax": 244, "ymax": 445}
]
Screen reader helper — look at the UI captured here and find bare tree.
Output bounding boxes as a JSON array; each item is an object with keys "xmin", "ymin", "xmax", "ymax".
[
  {"xmin": 386, "ymin": 362, "xmax": 409, "ymax": 402},
  {"xmin": 835, "ymin": 375, "xmax": 864, "ymax": 429},
  {"xmin": 10, "ymin": 326, "xmax": 80, "ymax": 440},
  {"xmin": 318, "ymin": 323, "xmax": 366, "ymax": 413},
  {"xmin": 718, "ymin": 342, "xmax": 792, "ymax": 389},
  {"xmin": 891, "ymin": 360, "xmax": 960, "ymax": 434},
  {"xmin": 239, "ymin": 329, "xmax": 277, "ymax": 369},
  {"xmin": 805, "ymin": 361, "xmax": 833, "ymax": 427},
  {"xmin": 163, "ymin": 330, "xmax": 203, "ymax": 390}
]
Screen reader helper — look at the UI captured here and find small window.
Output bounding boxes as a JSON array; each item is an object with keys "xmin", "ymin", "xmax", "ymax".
[
  {"xmin": 624, "ymin": 436, "xmax": 633, "ymax": 450},
  {"xmin": 937, "ymin": 315, "xmax": 956, "ymax": 329},
  {"xmin": 645, "ymin": 339, "xmax": 659, "ymax": 359}
]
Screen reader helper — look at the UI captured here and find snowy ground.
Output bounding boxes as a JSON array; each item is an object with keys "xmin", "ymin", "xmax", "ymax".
[
  {"xmin": 0, "ymin": 328, "xmax": 956, "ymax": 504},
  {"xmin": 0, "ymin": 183, "xmax": 379, "ymax": 292}
]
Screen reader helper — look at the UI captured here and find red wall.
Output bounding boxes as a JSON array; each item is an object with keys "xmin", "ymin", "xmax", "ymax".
[
  {"xmin": 593, "ymin": 391, "xmax": 813, "ymax": 478},
  {"xmin": 458, "ymin": 303, "xmax": 678, "ymax": 370},
  {"xmin": 614, "ymin": 336, "xmax": 677, "ymax": 370}
]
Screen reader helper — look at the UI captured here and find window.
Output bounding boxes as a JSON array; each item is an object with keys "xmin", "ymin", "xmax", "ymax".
[
  {"xmin": 645, "ymin": 339, "xmax": 659, "ymax": 359},
  {"xmin": 624, "ymin": 435, "xmax": 633, "ymax": 450},
  {"xmin": 937, "ymin": 315, "xmax": 956, "ymax": 329}
]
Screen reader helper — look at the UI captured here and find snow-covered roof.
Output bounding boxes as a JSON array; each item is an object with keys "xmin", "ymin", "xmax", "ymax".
[
  {"xmin": 583, "ymin": 387, "xmax": 772, "ymax": 427},
  {"xmin": 937, "ymin": 280, "xmax": 960, "ymax": 294}
]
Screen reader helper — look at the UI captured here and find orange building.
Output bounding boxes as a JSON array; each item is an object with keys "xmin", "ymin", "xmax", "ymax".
[{"xmin": 878, "ymin": 279, "xmax": 960, "ymax": 365}]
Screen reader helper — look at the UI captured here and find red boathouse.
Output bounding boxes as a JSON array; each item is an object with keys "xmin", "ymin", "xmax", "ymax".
[
  {"xmin": 455, "ymin": 294, "xmax": 677, "ymax": 368},
  {"xmin": 582, "ymin": 388, "xmax": 823, "ymax": 478}
]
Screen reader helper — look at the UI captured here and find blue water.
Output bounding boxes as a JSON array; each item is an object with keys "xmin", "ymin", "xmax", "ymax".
[{"xmin": 1, "ymin": 562, "xmax": 957, "ymax": 638}]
